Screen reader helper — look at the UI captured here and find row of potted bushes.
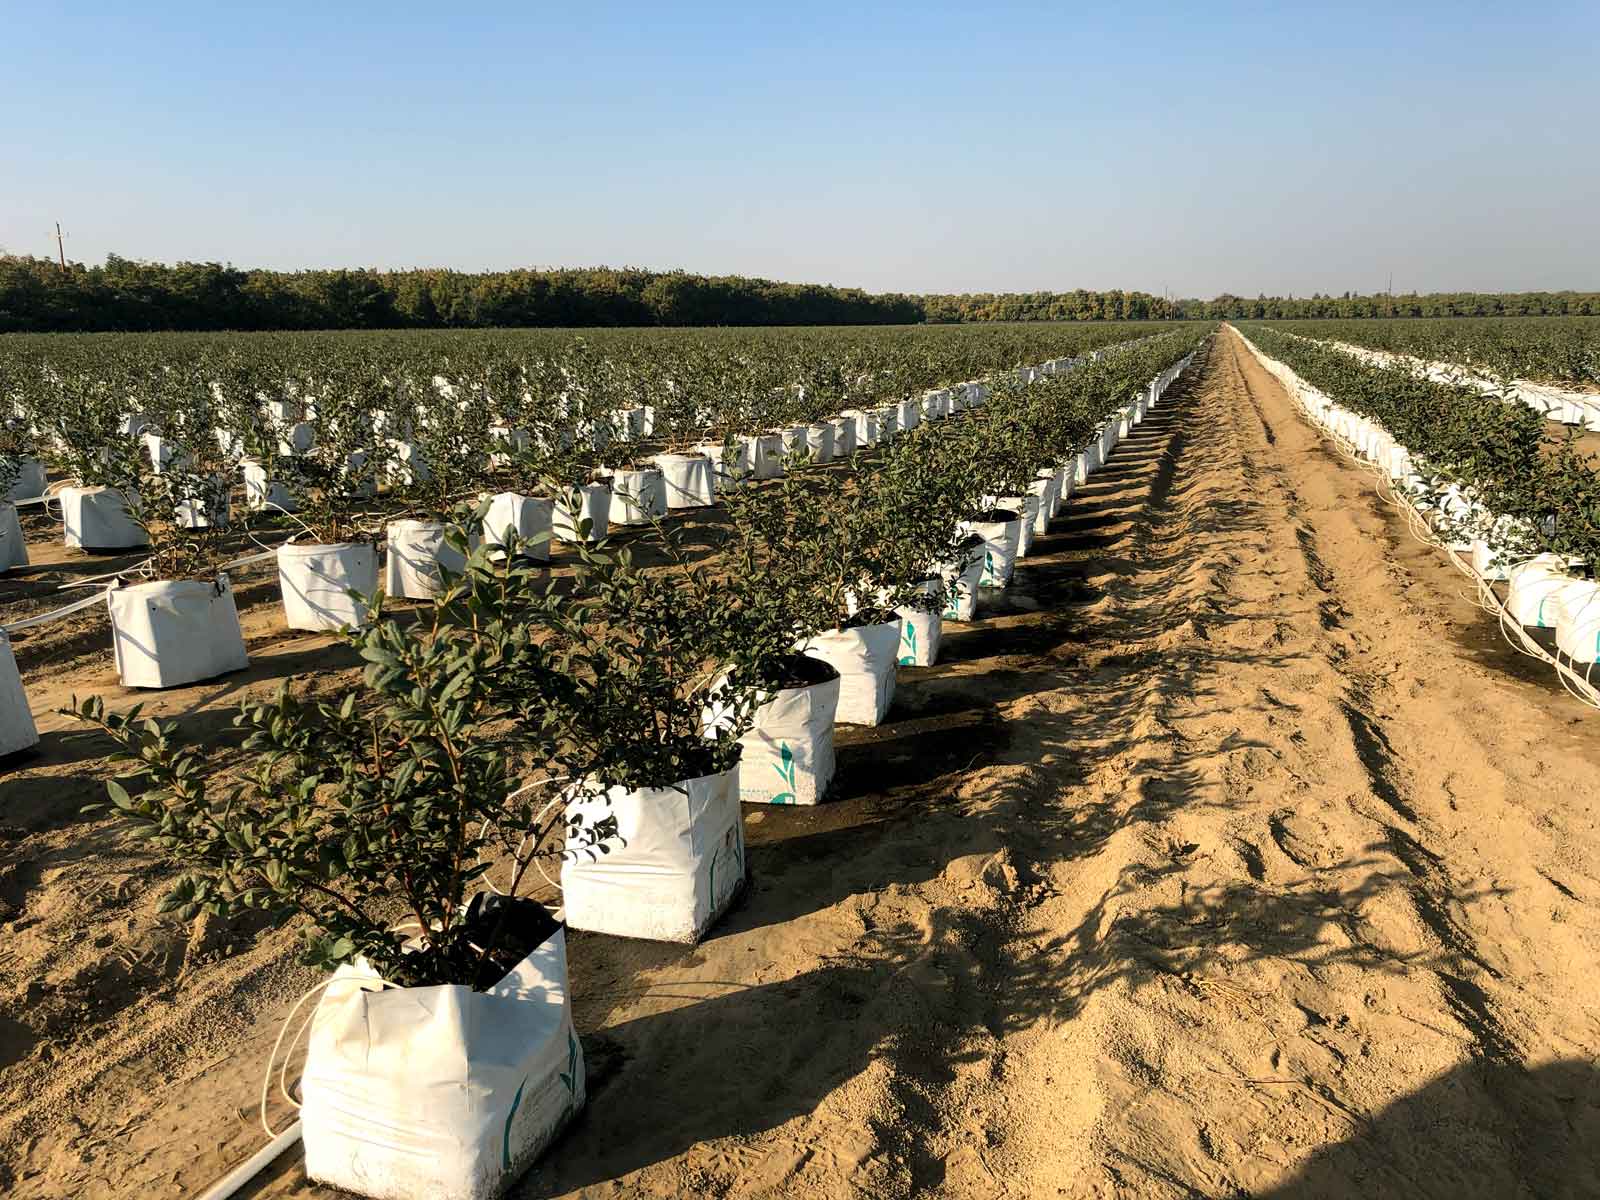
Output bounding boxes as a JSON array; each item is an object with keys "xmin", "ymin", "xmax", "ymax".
[
  {"xmin": 25, "ymin": 334, "xmax": 1204, "ymax": 1200},
  {"xmin": 1237, "ymin": 331, "xmax": 1600, "ymax": 674}
]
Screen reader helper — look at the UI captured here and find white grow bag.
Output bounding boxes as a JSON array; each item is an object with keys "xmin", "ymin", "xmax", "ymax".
[
  {"xmin": 749, "ymin": 434, "xmax": 784, "ymax": 480},
  {"xmin": 0, "ymin": 503, "xmax": 28, "ymax": 571},
  {"xmin": 778, "ymin": 425, "xmax": 809, "ymax": 464},
  {"xmin": 1505, "ymin": 555, "xmax": 1568, "ymax": 628},
  {"xmin": 731, "ymin": 674, "xmax": 840, "ymax": 806},
  {"xmin": 1056, "ymin": 461, "xmax": 1077, "ymax": 510},
  {"xmin": 999, "ymin": 494, "xmax": 1041, "ymax": 558},
  {"xmin": 940, "ymin": 543, "xmax": 986, "ymax": 622},
  {"xmin": 802, "ymin": 619, "xmax": 901, "ymax": 726},
  {"xmin": 970, "ymin": 512, "xmax": 1022, "ymax": 587},
  {"xmin": 302, "ymin": 926, "xmax": 584, "ymax": 1200},
  {"xmin": 61, "ymin": 486, "xmax": 148, "ymax": 551},
  {"xmin": 386, "ymin": 520, "xmax": 474, "ymax": 600},
  {"xmin": 7, "ymin": 459, "xmax": 46, "ymax": 502},
  {"xmin": 278, "ymin": 542, "xmax": 380, "ymax": 631},
  {"xmin": 804, "ymin": 423, "xmax": 835, "ymax": 464},
  {"xmin": 1553, "ymin": 582, "xmax": 1600, "ymax": 664},
  {"xmin": 1075, "ymin": 446, "xmax": 1098, "ymax": 485},
  {"xmin": 846, "ymin": 409, "xmax": 878, "ymax": 448},
  {"xmin": 562, "ymin": 763, "xmax": 746, "ymax": 943},
  {"xmin": 108, "ymin": 575, "xmax": 249, "ymax": 689},
  {"xmin": 895, "ymin": 602, "xmax": 942, "ymax": 667},
  {"xmin": 174, "ymin": 476, "xmax": 232, "ymax": 531},
  {"xmin": 242, "ymin": 460, "xmax": 297, "ymax": 514},
  {"xmin": 1034, "ymin": 467, "xmax": 1064, "ymax": 525},
  {"xmin": 653, "ymin": 453, "xmax": 715, "ymax": 509},
  {"xmin": 482, "ymin": 493, "xmax": 554, "ymax": 563},
  {"xmin": 831, "ymin": 417, "xmax": 857, "ymax": 458},
  {"xmin": 610, "ymin": 468, "xmax": 667, "ymax": 526},
  {"xmin": 0, "ymin": 632, "xmax": 39, "ymax": 758},
  {"xmin": 697, "ymin": 441, "xmax": 750, "ymax": 491},
  {"xmin": 553, "ymin": 483, "xmax": 612, "ymax": 544}
]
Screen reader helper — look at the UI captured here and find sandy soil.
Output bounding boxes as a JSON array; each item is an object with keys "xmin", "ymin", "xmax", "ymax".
[{"xmin": 4, "ymin": 328, "xmax": 1600, "ymax": 1198}]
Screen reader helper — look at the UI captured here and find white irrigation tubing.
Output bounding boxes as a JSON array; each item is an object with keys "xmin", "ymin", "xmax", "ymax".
[
  {"xmin": 478, "ymin": 776, "xmax": 573, "ymax": 896},
  {"xmin": 1241, "ymin": 333, "xmax": 1600, "ymax": 711},
  {"xmin": 194, "ymin": 1122, "xmax": 301, "ymax": 1200},
  {"xmin": 0, "ymin": 587, "xmax": 111, "ymax": 633},
  {"xmin": 259, "ymin": 974, "xmax": 399, "ymax": 1138},
  {"xmin": 1, "ymin": 547, "xmax": 281, "ymax": 635}
]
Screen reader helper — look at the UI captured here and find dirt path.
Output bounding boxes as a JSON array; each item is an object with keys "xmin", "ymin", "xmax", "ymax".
[{"xmin": 7, "ymin": 331, "xmax": 1600, "ymax": 1198}]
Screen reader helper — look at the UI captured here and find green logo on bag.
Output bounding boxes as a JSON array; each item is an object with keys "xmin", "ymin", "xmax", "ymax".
[
  {"xmin": 899, "ymin": 621, "xmax": 917, "ymax": 666},
  {"xmin": 559, "ymin": 1030, "xmax": 579, "ymax": 1098},
  {"xmin": 503, "ymin": 1076, "xmax": 528, "ymax": 1169},
  {"xmin": 772, "ymin": 743, "xmax": 798, "ymax": 805}
]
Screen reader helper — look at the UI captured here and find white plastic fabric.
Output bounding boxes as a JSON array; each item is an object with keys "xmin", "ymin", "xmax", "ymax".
[
  {"xmin": 489, "ymin": 425, "xmax": 531, "ymax": 468},
  {"xmin": 143, "ymin": 433, "xmax": 191, "ymax": 476},
  {"xmin": 108, "ymin": 576, "xmax": 249, "ymax": 689},
  {"xmin": 385, "ymin": 439, "xmax": 431, "ymax": 487},
  {"xmin": 553, "ymin": 483, "xmax": 611, "ymax": 543},
  {"xmin": 732, "ymin": 675, "xmax": 840, "ymax": 805},
  {"xmin": 61, "ymin": 486, "xmax": 148, "ymax": 550},
  {"xmin": 697, "ymin": 441, "xmax": 750, "ymax": 491},
  {"xmin": 0, "ymin": 632, "xmax": 39, "ymax": 758},
  {"xmin": 302, "ymin": 928, "xmax": 584, "ymax": 1200},
  {"xmin": 804, "ymin": 423, "xmax": 835, "ymax": 464},
  {"xmin": 750, "ymin": 434, "xmax": 784, "ymax": 480},
  {"xmin": 1034, "ymin": 467, "xmax": 1064, "ymax": 524},
  {"xmin": 173, "ymin": 476, "xmax": 231, "ymax": 530},
  {"xmin": 482, "ymin": 493, "xmax": 554, "ymax": 563},
  {"xmin": 562, "ymin": 765, "xmax": 746, "ymax": 943},
  {"xmin": 386, "ymin": 520, "xmax": 473, "ymax": 600},
  {"xmin": 845, "ymin": 409, "xmax": 877, "ymax": 448},
  {"xmin": 779, "ymin": 425, "xmax": 809, "ymax": 463},
  {"xmin": 653, "ymin": 453, "xmax": 715, "ymax": 509},
  {"xmin": 1554, "ymin": 581, "xmax": 1600, "ymax": 664},
  {"xmin": 801, "ymin": 619, "xmax": 901, "ymax": 726},
  {"xmin": 831, "ymin": 417, "xmax": 857, "ymax": 458},
  {"xmin": 1505, "ymin": 555, "xmax": 1569, "ymax": 628},
  {"xmin": 999, "ymin": 495, "xmax": 1041, "ymax": 557},
  {"xmin": 940, "ymin": 546, "xmax": 985, "ymax": 621},
  {"xmin": 277, "ymin": 421, "xmax": 315, "ymax": 457},
  {"xmin": 970, "ymin": 513, "xmax": 1022, "ymax": 587},
  {"xmin": 895, "ymin": 602, "xmax": 942, "ymax": 667},
  {"xmin": 242, "ymin": 460, "xmax": 297, "ymax": 514},
  {"xmin": 7, "ymin": 460, "xmax": 46, "ymax": 501},
  {"xmin": 279, "ymin": 542, "xmax": 379, "ymax": 631},
  {"xmin": 0, "ymin": 503, "xmax": 28, "ymax": 571},
  {"xmin": 610, "ymin": 468, "xmax": 667, "ymax": 525},
  {"xmin": 1056, "ymin": 462, "xmax": 1077, "ymax": 510},
  {"xmin": 1099, "ymin": 420, "xmax": 1117, "ymax": 461},
  {"xmin": 1075, "ymin": 446, "xmax": 1098, "ymax": 485}
]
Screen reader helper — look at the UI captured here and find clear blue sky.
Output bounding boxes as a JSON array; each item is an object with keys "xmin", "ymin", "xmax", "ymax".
[{"xmin": 3, "ymin": 1, "xmax": 1596, "ymax": 298}]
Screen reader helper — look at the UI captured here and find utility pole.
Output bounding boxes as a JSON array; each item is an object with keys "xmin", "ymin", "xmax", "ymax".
[{"xmin": 52, "ymin": 222, "xmax": 67, "ymax": 270}]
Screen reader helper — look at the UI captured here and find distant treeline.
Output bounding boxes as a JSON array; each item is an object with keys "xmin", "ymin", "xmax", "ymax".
[
  {"xmin": 1, "ymin": 254, "xmax": 1595, "ymax": 332},
  {"xmin": 0, "ymin": 256, "xmax": 928, "ymax": 332},
  {"xmin": 1171, "ymin": 292, "xmax": 1600, "ymax": 320}
]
